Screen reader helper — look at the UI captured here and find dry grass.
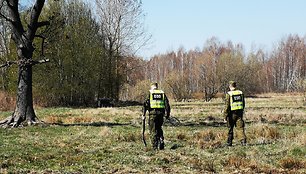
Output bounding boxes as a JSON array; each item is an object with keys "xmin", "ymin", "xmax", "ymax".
[
  {"xmin": 43, "ymin": 115, "xmax": 95, "ymax": 124},
  {"xmin": 176, "ymin": 131, "xmax": 188, "ymax": 141},
  {"xmin": 195, "ymin": 129, "xmax": 216, "ymax": 141},
  {"xmin": 43, "ymin": 115, "xmax": 64, "ymax": 124},
  {"xmin": 279, "ymin": 157, "xmax": 305, "ymax": 170},
  {"xmin": 222, "ymin": 155, "xmax": 249, "ymax": 169},
  {"xmin": 295, "ymin": 132, "xmax": 306, "ymax": 146},
  {"xmin": 246, "ymin": 93, "xmax": 305, "ymax": 125},
  {"xmin": 248, "ymin": 123, "xmax": 281, "ymax": 144},
  {"xmin": 0, "ymin": 91, "xmax": 15, "ymax": 111},
  {"xmin": 193, "ymin": 129, "xmax": 226, "ymax": 149},
  {"xmin": 116, "ymin": 131, "xmax": 139, "ymax": 142},
  {"xmin": 0, "ymin": 93, "xmax": 305, "ymax": 173},
  {"xmin": 99, "ymin": 127, "xmax": 112, "ymax": 137},
  {"xmin": 189, "ymin": 157, "xmax": 216, "ymax": 172}
]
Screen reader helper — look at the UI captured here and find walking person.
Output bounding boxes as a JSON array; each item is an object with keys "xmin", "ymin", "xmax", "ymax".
[
  {"xmin": 143, "ymin": 82, "xmax": 171, "ymax": 150},
  {"xmin": 223, "ymin": 81, "xmax": 247, "ymax": 146}
]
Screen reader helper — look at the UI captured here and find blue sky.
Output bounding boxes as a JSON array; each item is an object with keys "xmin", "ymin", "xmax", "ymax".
[{"xmin": 140, "ymin": 0, "xmax": 306, "ymax": 58}]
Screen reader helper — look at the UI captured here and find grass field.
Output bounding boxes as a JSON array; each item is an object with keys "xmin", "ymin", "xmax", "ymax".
[{"xmin": 0, "ymin": 93, "xmax": 305, "ymax": 173}]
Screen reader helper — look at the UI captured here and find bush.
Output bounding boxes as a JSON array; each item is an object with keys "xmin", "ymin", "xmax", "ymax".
[{"xmin": 0, "ymin": 91, "xmax": 15, "ymax": 111}]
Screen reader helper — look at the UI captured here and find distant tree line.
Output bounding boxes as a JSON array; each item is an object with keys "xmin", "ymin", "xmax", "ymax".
[
  {"xmin": 134, "ymin": 36, "xmax": 305, "ymax": 101},
  {"xmin": 1, "ymin": 0, "xmax": 305, "ymax": 106}
]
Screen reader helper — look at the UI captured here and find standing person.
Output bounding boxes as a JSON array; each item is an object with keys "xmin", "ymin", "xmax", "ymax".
[
  {"xmin": 223, "ymin": 81, "xmax": 247, "ymax": 146},
  {"xmin": 143, "ymin": 82, "xmax": 171, "ymax": 150}
]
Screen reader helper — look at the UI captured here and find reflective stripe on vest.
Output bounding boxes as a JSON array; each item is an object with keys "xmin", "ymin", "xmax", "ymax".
[
  {"xmin": 228, "ymin": 90, "xmax": 244, "ymax": 111},
  {"xmin": 149, "ymin": 90, "xmax": 165, "ymax": 109}
]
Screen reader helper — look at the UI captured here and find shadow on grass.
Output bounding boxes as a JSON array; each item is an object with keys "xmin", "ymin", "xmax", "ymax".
[
  {"xmin": 215, "ymin": 142, "xmax": 276, "ymax": 149},
  {"xmin": 164, "ymin": 116, "xmax": 227, "ymax": 127},
  {"xmin": 47, "ymin": 119, "xmax": 303, "ymax": 129},
  {"xmin": 246, "ymin": 95, "xmax": 271, "ymax": 98},
  {"xmin": 179, "ymin": 121, "xmax": 226, "ymax": 127},
  {"xmin": 49, "ymin": 121, "xmax": 131, "ymax": 127},
  {"xmin": 168, "ymin": 120, "xmax": 304, "ymax": 128}
]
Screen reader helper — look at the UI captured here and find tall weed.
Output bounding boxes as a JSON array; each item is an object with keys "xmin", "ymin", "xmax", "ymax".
[
  {"xmin": 249, "ymin": 123, "xmax": 281, "ymax": 143},
  {"xmin": 194, "ymin": 129, "xmax": 225, "ymax": 149}
]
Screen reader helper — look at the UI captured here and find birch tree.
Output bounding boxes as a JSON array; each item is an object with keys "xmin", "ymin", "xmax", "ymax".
[{"xmin": 95, "ymin": 0, "xmax": 150, "ymax": 100}]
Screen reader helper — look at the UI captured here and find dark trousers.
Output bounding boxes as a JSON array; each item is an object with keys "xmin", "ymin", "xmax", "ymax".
[
  {"xmin": 227, "ymin": 111, "xmax": 247, "ymax": 144},
  {"xmin": 148, "ymin": 113, "xmax": 164, "ymax": 149}
]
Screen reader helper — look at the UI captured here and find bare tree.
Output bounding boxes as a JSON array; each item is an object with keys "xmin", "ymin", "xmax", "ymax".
[
  {"xmin": 0, "ymin": 2, "xmax": 10, "ymax": 91},
  {"xmin": 269, "ymin": 35, "xmax": 306, "ymax": 92},
  {"xmin": 0, "ymin": 0, "xmax": 49, "ymax": 127},
  {"xmin": 95, "ymin": 0, "xmax": 151, "ymax": 100},
  {"xmin": 198, "ymin": 37, "xmax": 222, "ymax": 101},
  {"xmin": 165, "ymin": 70, "xmax": 191, "ymax": 101}
]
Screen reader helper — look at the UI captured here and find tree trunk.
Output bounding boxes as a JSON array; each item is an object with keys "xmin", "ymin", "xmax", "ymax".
[
  {"xmin": 0, "ymin": 0, "xmax": 47, "ymax": 127},
  {"xmin": 1, "ymin": 50, "xmax": 38, "ymax": 127},
  {"xmin": 14, "ymin": 65, "xmax": 37, "ymax": 126}
]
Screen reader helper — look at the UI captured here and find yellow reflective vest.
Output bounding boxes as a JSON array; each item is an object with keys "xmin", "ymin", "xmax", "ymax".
[
  {"xmin": 149, "ymin": 90, "xmax": 165, "ymax": 109},
  {"xmin": 228, "ymin": 90, "xmax": 244, "ymax": 111}
]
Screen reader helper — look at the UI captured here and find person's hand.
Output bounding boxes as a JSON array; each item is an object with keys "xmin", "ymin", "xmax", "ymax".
[
  {"xmin": 142, "ymin": 115, "xmax": 146, "ymax": 120},
  {"xmin": 223, "ymin": 118, "xmax": 227, "ymax": 123}
]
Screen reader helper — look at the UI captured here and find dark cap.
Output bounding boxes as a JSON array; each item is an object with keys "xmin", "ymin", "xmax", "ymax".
[
  {"xmin": 229, "ymin": 81, "xmax": 237, "ymax": 87},
  {"xmin": 150, "ymin": 82, "xmax": 158, "ymax": 88}
]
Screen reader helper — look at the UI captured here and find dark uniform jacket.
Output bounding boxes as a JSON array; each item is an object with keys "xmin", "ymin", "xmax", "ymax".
[{"xmin": 223, "ymin": 88, "xmax": 245, "ymax": 119}]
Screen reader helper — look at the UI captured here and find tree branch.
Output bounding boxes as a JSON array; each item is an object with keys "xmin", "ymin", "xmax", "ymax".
[
  {"xmin": 31, "ymin": 58, "xmax": 50, "ymax": 65},
  {"xmin": 0, "ymin": 60, "xmax": 17, "ymax": 68},
  {"xmin": 37, "ymin": 21, "xmax": 50, "ymax": 28},
  {"xmin": 6, "ymin": 0, "xmax": 25, "ymax": 44},
  {"xmin": 0, "ymin": 12, "xmax": 10, "ymax": 21},
  {"xmin": 27, "ymin": 0, "xmax": 46, "ymax": 40},
  {"xmin": 0, "ymin": 58, "xmax": 50, "ymax": 68},
  {"xmin": 19, "ymin": 58, "xmax": 50, "ymax": 66},
  {"xmin": 0, "ymin": 0, "xmax": 12, "ymax": 22},
  {"xmin": 35, "ymin": 34, "xmax": 46, "ymax": 56}
]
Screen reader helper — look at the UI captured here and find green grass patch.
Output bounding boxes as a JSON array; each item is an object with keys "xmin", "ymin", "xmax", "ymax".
[{"xmin": 0, "ymin": 93, "xmax": 305, "ymax": 173}]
